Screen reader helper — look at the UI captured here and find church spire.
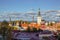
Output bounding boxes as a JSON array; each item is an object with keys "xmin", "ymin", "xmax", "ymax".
[
  {"xmin": 37, "ymin": 8, "xmax": 42, "ymax": 24},
  {"xmin": 38, "ymin": 8, "xmax": 41, "ymax": 16}
]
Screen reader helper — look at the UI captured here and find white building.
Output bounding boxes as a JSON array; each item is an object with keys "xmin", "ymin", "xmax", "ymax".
[{"xmin": 37, "ymin": 8, "xmax": 42, "ymax": 24}]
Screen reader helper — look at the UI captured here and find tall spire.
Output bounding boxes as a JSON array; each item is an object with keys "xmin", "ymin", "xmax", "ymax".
[
  {"xmin": 37, "ymin": 8, "xmax": 42, "ymax": 24},
  {"xmin": 38, "ymin": 8, "xmax": 41, "ymax": 16}
]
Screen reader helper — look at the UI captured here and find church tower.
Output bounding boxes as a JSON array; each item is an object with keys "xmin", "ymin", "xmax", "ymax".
[{"xmin": 37, "ymin": 8, "xmax": 42, "ymax": 24}]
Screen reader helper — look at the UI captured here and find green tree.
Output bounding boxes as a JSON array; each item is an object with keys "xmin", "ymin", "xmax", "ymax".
[
  {"xmin": 6, "ymin": 27, "xmax": 13, "ymax": 40},
  {"xmin": 1, "ymin": 26, "xmax": 7, "ymax": 40},
  {"xmin": 1, "ymin": 20, "xmax": 9, "ymax": 27},
  {"xmin": 27, "ymin": 26, "xmax": 31, "ymax": 32},
  {"xmin": 0, "ymin": 20, "xmax": 13, "ymax": 40},
  {"xmin": 43, "ymin": 36, "xmax": 49, "ymax": 40},
  {"xmin": 38, "ymin": 29, "xmax": 43, "ymax": 32},
  {"xmin": 32, "ymin": 27, "xmax": 37, "ymax": 32},
  {"xmin": 58, "ymin": 33, "xmax": 60, "ymax": 40}
]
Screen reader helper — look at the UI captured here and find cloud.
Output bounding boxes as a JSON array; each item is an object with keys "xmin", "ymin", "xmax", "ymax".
[
  {"xmin": 56, "ymin": 14, "xmax": 60, "ymax": 16},
  {"xmin": 0, "ymin": 10, "xmax": 60, "ymax": 21},
  {"xmin": 57, "ymin": 10, "xmax": 60, "ymax": 12}
]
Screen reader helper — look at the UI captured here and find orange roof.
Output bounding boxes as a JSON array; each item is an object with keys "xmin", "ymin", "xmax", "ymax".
[
  {"xmin": 29, "ymin": 22, "xmax": 36, "ymax": 27},
  {"xmin": 20, "ymin": 22, "xmax": 60, "ymax": 30},
  {"xmin": 21, "ymin": 23, "xmax": 28, "ymax": 27},
  {"xmin": 29, "ymin": 22, "xmax": 40, "ymax": 28}
]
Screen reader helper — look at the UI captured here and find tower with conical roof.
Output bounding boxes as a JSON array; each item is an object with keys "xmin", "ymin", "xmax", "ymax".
[{"xmin": 37, "ymin": 8, "xmax": 42, "ymax": 24}]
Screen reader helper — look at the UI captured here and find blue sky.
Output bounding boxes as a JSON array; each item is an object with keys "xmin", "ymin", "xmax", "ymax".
[
  {"xmin": 0, "ymin": 0, "xmax": 60, "ymax": 21},
  {"xmin": 0, "ymin": 0, "xmax": 60, "ymax": 13}
]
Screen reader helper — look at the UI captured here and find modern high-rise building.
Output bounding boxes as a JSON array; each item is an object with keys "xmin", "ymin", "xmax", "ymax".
[{"xmin": 37, "ymin": 8, "xmax": 42, "ymax": 24}]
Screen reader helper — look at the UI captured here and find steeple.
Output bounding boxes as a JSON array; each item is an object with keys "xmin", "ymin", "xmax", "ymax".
[
  {"xmin": 38, "ymin": 8, "xmax": 41, "ymax": 16},
  {"xmin": 37, "ymin": 8, "xmax": 42, "ymax": 24}
]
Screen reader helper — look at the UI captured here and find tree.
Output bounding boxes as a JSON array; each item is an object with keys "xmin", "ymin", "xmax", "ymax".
[
  {"xmin": 6, "ymin": 27, "xmax": 13, "ymax": 40},
  {"xmin": 58, "ymin": 33, "xmax": 60, "ymax": 40},
  {"xmin": 43, "ymin": 36, "xmax": 49, "ymax": 40},
  {"xmin": 27, "ymin": 26, "xmax": 31, "ymax": 32},
  {"xmin": 0, "ymin": 20, "xmax": 13, "ymax": 40},
  {"xmin": 1, "ymin": 20, "xmax": 9, "ymax": 27},
  {"xmin": 1, "ymin": 26, "xmax": 7, "ymax": 40},
  {"xmin": 50, "ymin": 22, "xmax": 53, "ymax": 26},
  {"xmin": 32, "ymin": 27, "xmax": 37, "ymax": 32},
  {"xmin": 38, "ymin": 29, "xmax": 43, "ymax": 32}
]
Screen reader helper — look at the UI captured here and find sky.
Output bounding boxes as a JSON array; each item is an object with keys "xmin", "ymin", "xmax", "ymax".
[{"xmin": 0, "ymin": 0, "xmax": 60, "ymax": 21}]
